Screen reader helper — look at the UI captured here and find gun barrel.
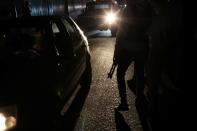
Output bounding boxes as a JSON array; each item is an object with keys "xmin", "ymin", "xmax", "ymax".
[{"xmin": 107, "ymin": 63, "xmax": 117, "ymax": 79}]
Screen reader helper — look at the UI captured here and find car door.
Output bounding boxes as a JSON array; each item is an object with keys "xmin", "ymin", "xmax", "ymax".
[
  {"xmin": 60, "ymin": 17, "xmax": 87, "ymax": 86},
  {"xmin": 51, "ymin": 18, "xmax": 86, "ymax": 102}
]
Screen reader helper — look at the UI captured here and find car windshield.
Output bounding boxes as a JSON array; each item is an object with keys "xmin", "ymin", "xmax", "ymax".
[
  {"xmin": 94, "ymin": 3, "xmax": 110, "ymax": 9},
  {"xmin": 86, "ymin": 2, "xmax": 112, "ymax": 12}
]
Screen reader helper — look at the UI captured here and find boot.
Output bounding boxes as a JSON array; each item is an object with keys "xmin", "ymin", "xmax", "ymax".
[{"xmin": 117, "ymin": 99, "xmax": 129, "ymax": 111}]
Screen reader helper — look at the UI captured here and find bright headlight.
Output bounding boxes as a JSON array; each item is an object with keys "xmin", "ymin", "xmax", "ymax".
[
  {"xmin": 0, "ymin": 105, "xmax": 17, "ymax": 131},
  {"xmin": 105, "ymin": 13, "xmax": 117, "ymax": 24}
]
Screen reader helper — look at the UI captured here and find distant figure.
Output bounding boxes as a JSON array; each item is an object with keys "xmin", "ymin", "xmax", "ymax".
[
  {"xmin": 85, "ymin": 0, "xmax": 95, "ymax": 12},
  {"xmin": 22, "ymin": 0, "xmax": 31, "ymax": 16},
  {"xmin": 113, "ymin": 0, "xmax": 153, "ymax": 111},
  {"xmin": 9, "ymin": 0, "xmax": 18, "ymax": 17},
  {"xmin": 0, "ymin": 0, "xmax": 17, "ymax": 17}
]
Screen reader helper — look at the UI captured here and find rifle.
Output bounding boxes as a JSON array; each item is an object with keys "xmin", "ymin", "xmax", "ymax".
[{"xmin": 107, "ymin": 62, "xmax": 117, "ymax": 79}]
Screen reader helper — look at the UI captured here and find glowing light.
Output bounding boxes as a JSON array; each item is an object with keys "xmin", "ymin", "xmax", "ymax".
[
  {"xmin": 0, "ymin": 114, "xmax": 16, "ymax": 131},
  {"xmin": 0, "ymin": 113, "xmax": 6, "ymax": 131},
  {"xmin": 5, "ymin": 116, "xmax": 16, "ymax": 129},
  {"xmin": 105, "ymin": 13, "xmax": 117, "ymax": 24}
]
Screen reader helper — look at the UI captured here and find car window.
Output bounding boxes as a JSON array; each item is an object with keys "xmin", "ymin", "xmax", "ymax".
[
  {"xmin": 52, "ymin": 23, "xmax": 60, "ymax": 33},
  {"xmin": 62, "ymin": 19, "xmax": 75, "ymax": 34},
  {"xmin": 61, "ymin": 18, "xmax": 82, "ymax": 50},
  {"xmin": 52, "ymin": 22, "xmax": 73, "ymax": 58}
]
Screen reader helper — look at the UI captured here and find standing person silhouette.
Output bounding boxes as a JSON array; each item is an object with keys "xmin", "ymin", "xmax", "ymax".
[
  {"xmin": 9, "ymin": 0, "xmax": 18, "ymax": 17},
  {"xmin": 113, "ymin": 0, "xmax": 153, "ymax": 111},
  {"xmin": 22, "ymin": 0, "xmax": 31, "ymax": 16}
]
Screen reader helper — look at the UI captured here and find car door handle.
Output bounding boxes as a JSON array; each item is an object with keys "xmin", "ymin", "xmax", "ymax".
[{"xmin": 57, "ymin": 62, "xmax": 65, "ymax": 73}]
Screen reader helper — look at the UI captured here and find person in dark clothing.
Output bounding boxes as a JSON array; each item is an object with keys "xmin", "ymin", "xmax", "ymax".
[
  {"xmin": 145, "ymin": 0, "xmax": 184, "ymax": 130},
  {"xmin": 9, "ymin": 0, "xmax": 18, "ymax": 17},
  {"xmin": 113, "ymin": 0, "xmax": 153, "ymax": 111},
  {"xmin": 22, "ymin": 0, "xmax": 31, "ymax": 16}
]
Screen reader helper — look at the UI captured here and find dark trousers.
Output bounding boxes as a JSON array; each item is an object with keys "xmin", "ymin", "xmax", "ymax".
[
  {"xmin": 116, "ymin": 53, "xmax": 145, "ymax": 104},
  {"xmin": 117, "ymin": 57, "xmax": 132, "ymax": 103}
]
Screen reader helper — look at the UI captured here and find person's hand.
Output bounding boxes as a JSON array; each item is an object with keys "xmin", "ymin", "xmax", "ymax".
[
  {"xmin": 113, "ymin": 54, "xmax": 119, "ymax": 65},
  {"xmin": 113, "ymin": 48, "xmax": 120, "ymax": 64}
]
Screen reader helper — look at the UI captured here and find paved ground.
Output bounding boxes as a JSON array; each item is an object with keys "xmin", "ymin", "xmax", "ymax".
[{"xmin": 73, "ymin": 30, "xmax": 143, "ymax": 131}]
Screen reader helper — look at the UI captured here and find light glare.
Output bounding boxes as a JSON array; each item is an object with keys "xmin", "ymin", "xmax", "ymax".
[
  {"xmin": 0, "ymin": 114, "xmax": 16, "ymax": 131},
  {"xmin": 0, "ymin": 113, "xmax": 6, "ymax": 131},
  {"xmin": 105, "ymin": 13, "xmax": 117, "ymax": 24},
  {"xmin": 5, "ymin": 116, "xmax": 16, "ymax": 129}
]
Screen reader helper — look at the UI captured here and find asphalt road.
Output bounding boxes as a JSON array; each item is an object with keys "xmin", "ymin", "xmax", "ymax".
[{"xmin": 69, "ymin": 30, "xmax": 143, "ymax": 131}]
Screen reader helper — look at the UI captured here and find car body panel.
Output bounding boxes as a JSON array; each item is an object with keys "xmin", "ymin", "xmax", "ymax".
[{"xmin": 0, "ymin": 16, "xmax": 91, "ymax": 130}]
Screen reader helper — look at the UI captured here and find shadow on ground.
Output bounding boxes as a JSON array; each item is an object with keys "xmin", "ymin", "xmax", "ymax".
[{"xmin": 61, "ymin": 85, "xmax": 91, "ymax": 130}]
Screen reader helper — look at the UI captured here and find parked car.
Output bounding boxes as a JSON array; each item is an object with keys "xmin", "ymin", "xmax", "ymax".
[
  {"xmin": 78, "ymin": 0, "xmax": 121, "ymax": 36},
  {"xmin": 0, "ymin": 16, "xmax": 92, "ymax": 130}
]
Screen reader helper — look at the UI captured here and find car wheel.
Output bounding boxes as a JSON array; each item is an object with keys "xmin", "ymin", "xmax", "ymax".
[{"xmin": 80, "ymin": 59, "xmax": 92, "ymax": 87}]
